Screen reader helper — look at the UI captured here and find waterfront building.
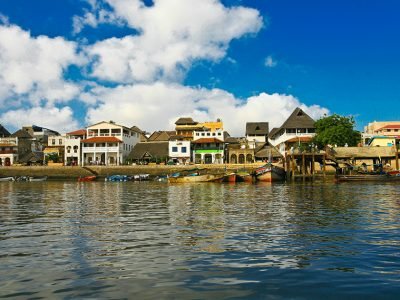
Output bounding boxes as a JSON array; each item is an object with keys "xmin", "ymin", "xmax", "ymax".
[
  {"xmin": 10, "ymin": 129, "xmax": 42, "ymax": 164},
  {"xmin": 81, "ymin": 121, "xmax": 141, "ymax": 165},
  {"xmin": 169, "ymin": 139, "xmax": 191, "ymax": 164},
  {"xmin": 362, "ymin": 121, "xmax": 400, "ymax": 145},
  {"xmin": 246, "ymin": 122, "xmax": 269, "ymax": 144},
  {"xmin": 175, "ymin": 117, "xmax": 224, "ymax": 141},
  {"xmin": 128, "ymin": 141, "xmax": 169, "ymax": 164},
  {"xmin": 65, "ymin": 129, "xmax": 86, "ymax": 166},
  {"xmin": 225, "ymin": 137, "xmax": 254, "ymax": 164},
  {"xmin": 269, "ymin": 107, "xmax": 316, "ymax": 155},
  {"xmin": 44, "ymin": 135, "xmax": 65, "ymax": 164},
  {"xmin": 0, "ymin": 137, "xmax": 18, "ymax": 166},
  {"xmin": 192, "ymin": 127, "xmax": 225, "ymax": 164}
]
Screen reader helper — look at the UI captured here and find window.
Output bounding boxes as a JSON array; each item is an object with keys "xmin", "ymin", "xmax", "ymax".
[
  {"xmin": 52, "ymin": 139, "xmax": 56, "ymax": 145},
  {"xmin": 207, "ymin": 132, "xmax": 210, "ymax": 136},
  {"xmin": 59, "ymin": 139, "xmax": 62, "ymax": 145},
  {"xmin": 212, "ymin": 133, "xmax": 216, "ymax": 136},
  {"xmin": 218, "ymin": 132, "xmax": 222, "ymax": 136},
  {"xmin": 201, "ymin": 133, "xmax": 205, "ymax": 136},
  {"xmin": 67, "ymin": 146, "xmax": 71, "ymax": 153},
  {"xmin": 73, "ymin": 146, "xmax": 78, "ymax": 153},
  {"xmin": 181, "ymin": 146, "xmax": 187, "ymax": 153},
  {"xmin": 172, "ymin": 146, "xmax": 178, "ymax": 152}
]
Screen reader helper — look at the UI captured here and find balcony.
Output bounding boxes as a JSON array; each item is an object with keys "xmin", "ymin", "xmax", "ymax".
[
  {"xmin": 270, "ymin": 132, "xmax": 315, "ymax": 147},
  {"xmin": 0, "ymin": 150, "xmax": 17, "ymax": 154},
  {"xmin": 82, "ymin": 146, "xmax": 120, "ymax": 153}
]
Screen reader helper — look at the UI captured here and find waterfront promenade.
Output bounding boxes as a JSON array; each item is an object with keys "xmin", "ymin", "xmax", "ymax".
[{"xmin": 0, "ymin": 163, "xmax": 269, "ymax": 180}]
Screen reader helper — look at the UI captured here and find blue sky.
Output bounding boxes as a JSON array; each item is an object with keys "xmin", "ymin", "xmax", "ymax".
[{"xmin": 0, "ymin": 0, "xmax": 399, "ymax": 135}]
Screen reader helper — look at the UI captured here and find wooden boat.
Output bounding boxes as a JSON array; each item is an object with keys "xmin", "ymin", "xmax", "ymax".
[
  {"xmin": 253, "ymin": 164, "xmax": 286, "ymax": 182},
  {"xmin": 0, "ymin": 176, "xmax": 14, "ymax": 182},
  {"xmin": 236, "ymin": 171, "xmax": 253, "ymax": 183},
  {"xmin": 78, "ymin": 175, "xmax": 97, "ymax": 182},
  {"xmin": 214, "ymin": 172, "xmax": 237, "ymax": 183},
  {"xmin": 168, "ymin": 173, "xmax": 224, "ymax": 183},
  {"xmin": 29, "ymin": 176, "xmax": 47, "ymax": 182}
]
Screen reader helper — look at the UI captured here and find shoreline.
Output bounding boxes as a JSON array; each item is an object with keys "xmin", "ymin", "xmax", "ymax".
[{"xmin": 0, "ymin": 164, "xmax": 272, "ymax": 180}]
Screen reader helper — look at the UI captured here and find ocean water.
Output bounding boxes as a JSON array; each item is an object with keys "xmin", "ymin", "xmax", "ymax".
[{"xmin": 1, "ymin": 181, "xmax": 400, "ymax": 299}]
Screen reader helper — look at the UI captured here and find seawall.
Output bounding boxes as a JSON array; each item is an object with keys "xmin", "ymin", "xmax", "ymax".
[{"xmin": 0, "ymin": 164, "xmax": 266, "ymax": 180}]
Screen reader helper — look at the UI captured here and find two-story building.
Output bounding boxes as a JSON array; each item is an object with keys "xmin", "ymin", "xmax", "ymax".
[
  {"xmin": 0, "ymin": 137, "xmax": 18, "ymax": 166},
  {"xmin": 269, "ymin": 107, "xmax": 316, "ymax": 155},
  {"xmin": 44, "ymin": 135, "xmax": 65, "ymax": 163},
  {"xmin": 192, "ymin": 128, "xmax": 225, "ymax": 164},
  {"xmin": 169, "ymin": 139, "xmax": 191, "ymax": 164},
  {"xmin": 65, "ymin": 129, "xmax": 86, "ymax": 166},
  {"xmin": 81, "ymin": 121, "xmax": 141, "ymax": 165}
]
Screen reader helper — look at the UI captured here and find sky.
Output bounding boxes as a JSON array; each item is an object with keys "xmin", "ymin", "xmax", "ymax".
[{"xmin": 0, "ymin": 0, "xmax": 399, "ymax": 136}]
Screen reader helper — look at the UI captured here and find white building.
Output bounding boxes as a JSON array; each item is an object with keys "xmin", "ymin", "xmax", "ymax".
[
  {"xmin": 0, "ymin": 137, "xmax": 18, "ymax": 166},
  {"xmin": 169, "ymin": 140, "xmax": 191, "ymax": 164},
  {"xmin": 269, "ymin": 108, "xmax": 316, "ymax": 155},
  {"xmin": 245, "ymin": 122, "xmax": 269, "ymax": 146},
  {"xmin": 65, "ymin": 129, "xmax": 86, "ymax": 166},
  {"xmin": 81, "ymin": 121, "xmax": 141, "ymax": 165}
]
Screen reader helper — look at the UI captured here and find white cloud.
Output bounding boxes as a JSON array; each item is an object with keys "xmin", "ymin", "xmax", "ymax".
[
  {"xmin": 0, "ymin": 105, "xmax": 80, "ymax": 133},
  {"xmin": 264, "ymin": 55, "xmax": 277, "ymax": 68},
  {"xmin": 82, "ymin": 0, "xmax": 263, "ymax": 83},
  {"xmin": 85, "ymin": 82, "xmax": 329, "ymax": 136},
  {"xmin": 0, "ymin": 24, "xmax": 85, "ymax": 105}
]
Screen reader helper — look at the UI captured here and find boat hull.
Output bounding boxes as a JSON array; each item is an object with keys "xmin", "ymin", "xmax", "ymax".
[
  {"xmin": 169, "ymin": 174, "xmax": 224, "ymax": 183},
  {"xmin": 78, "ymin": 176, "xmax": 96, "ymax": 182},
  {"xmin": 254, "ymin": 165, "xmax": 286, "ymax": 182}
]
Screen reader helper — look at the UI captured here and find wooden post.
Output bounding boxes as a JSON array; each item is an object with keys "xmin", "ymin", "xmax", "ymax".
[
  {"xmin": 396, "ymin": 148, "xmax": 399, "ymax": 171},
  {"xmin": 323, "ymin": 154, "xmax": 326, "ymax": 179},
  {"xmin": 302, "ymin": 153, "xmax": 305, "ymax": 181},
  {"xmin": 312, "ymin": 152, "xmax": 315, "ymax": 179},
  {"xmin": 291, "ymin": 154, "xmax": 295, "ymax": 181}
]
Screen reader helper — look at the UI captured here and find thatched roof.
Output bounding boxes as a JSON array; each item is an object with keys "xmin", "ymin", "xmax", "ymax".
[
  {"xmin": 268, "ymin": 127, "xmax": 280, "ymax": 138},
  {"xmin": 333, "ymin": 146, "xmax": 396, "ymax": 159},
  {"xmin": 148, "ymin": 131, "xmax": 177, "ymax": 141},
  {"xmin": 128, "ymin": 142, "xmax": 169, "ymax": 160},
  {"xmin": 175, "ymin": 117, "xmax": 197, "ymax": 125},
  {"xmin": 281, "ymin": 107, "xmax": 315, "ymax": 129},
  {"xmin": 254, "ymin": 144, "xmax": 283, "ymax": 158},
  {"xmin": 246, "ymin": 122, "xmax": 269, "ymax": 135},
  {"xmin": 0, "ymin": 124, "xmax": 11, "ymax": 137}
]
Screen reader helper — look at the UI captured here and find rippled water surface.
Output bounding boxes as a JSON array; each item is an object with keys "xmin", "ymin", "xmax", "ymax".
[{"xmin": 1, "ymin": 181, "xmax": 400, "ymax": 299}]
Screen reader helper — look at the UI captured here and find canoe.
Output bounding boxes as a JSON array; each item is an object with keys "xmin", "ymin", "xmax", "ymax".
[
  {"xmin": 254, "ymin": 164, "xmax": 286, "ymax": 182},
  {"xmin": 168, "ymin": 173, "xmax": 224, "ymax": 183},
  {"xmin": 0, "ymin": 176, "xmax": 14, "ymax": 182},
  {"xmin": 133, "ymin": 174, "xmax": 150, "ymax": 181},
  {"xmin": 78, "ymin": 175, "xmax": 96, "ymax": 182}
]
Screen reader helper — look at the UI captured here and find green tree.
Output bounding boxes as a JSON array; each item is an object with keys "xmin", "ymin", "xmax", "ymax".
[{"xmin": 313, "ymin": 114, "xmax": 361, "ymax": 148}]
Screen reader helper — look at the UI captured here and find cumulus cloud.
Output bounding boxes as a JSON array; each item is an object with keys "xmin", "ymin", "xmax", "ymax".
[
  {"xmin": 84, "ymin": 82, "xmax": 329, "ymax": 136},
  {"xmin": 0, "ymin": 24, "xmax": 85, "ymax": 105},
  {"xmin": 82, "ymin": 0, "xmax": 263, "ymax": 83},
  {"xmin": 0, "ymin": 105, "xmax": 80, "ymax": 133},
  {"xmin": 264, "ymin": 55, "xmax": 277, "ymax": 68}
]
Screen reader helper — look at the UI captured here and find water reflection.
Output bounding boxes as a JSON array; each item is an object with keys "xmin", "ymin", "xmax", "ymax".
[{"xmin": 0, "ymin": 181, "xmax": 400, "ymax": 298}]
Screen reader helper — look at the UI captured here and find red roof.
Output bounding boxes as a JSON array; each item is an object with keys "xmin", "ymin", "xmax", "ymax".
[
  {"xmin": 192, "ymin": 138, "xmax": 224, "ymax": 144},
  {"xmin": 67, "ymin": 129, "xmax": 86, "ymax": 136},
  {"xmin": 81, "ymin": 137, "xmax": 122, "ymax": 143},
  {"xmin": 377, "ymin": 125, "xmax": 400, "ymax": 130}
]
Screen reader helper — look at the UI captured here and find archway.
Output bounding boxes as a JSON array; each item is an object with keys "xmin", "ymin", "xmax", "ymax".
[
  {"xmin": 230, "ymin": 154, "xmax": 237, "ymax": 164},
  {"xmin": 246, "ymin": 154, "xmax": 253, "ymax": 163},
  {"xmin": 238, "ymin": 154, "xmax": 245, "ymax": 164},
  {"xmin": 5, "ymin": 157, "xmax": 11, "ymax": 166},
  {"xmin": 204, "ymin": 154, "xmax": 212, "ymax": 164}
]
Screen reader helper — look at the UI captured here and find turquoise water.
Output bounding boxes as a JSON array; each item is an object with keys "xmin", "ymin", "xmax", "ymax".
[{"xmin": 1, "ymin": 181, "xmax": 400, "ymax": 299}]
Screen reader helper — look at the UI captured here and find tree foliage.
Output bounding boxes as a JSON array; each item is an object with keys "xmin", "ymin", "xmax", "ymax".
[{"xmin": 313, "ymin": 114, "xmax": 361, "ymax": 147}]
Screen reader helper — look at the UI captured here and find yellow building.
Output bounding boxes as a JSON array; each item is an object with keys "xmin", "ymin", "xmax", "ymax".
[{"xmin": 368, "ymin": 136, "xmax": 396, "ymax": 147}]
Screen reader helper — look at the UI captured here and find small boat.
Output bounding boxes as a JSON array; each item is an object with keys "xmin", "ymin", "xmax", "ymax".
[
  {"xmin": 78, "ymin": 175, "xmax": 97, "ymax": 182},
  {"xmin": 214, "ymin": 172, "xmax": 237, "ymax": 183},
  {"xmin": 168, "ymin": 173, "xmax": 224, "ymax": 183},
  {"xmin": 29, "ymin": 176, "xmax": 48, "ymax": 182},
  {"xmin": 105, "ymin": 175, "xmax": 131, "ymax": 182},
  {"xmin": 132, "ymin": 174, "xmax": 150, "ymax": 181},
  {"xmin": 0, "ymin": 176, "xmax": 14, "ymax": 182},
  {"xmin": 254, "ymin": 164, "xmax": 286, "ymax": 182},
  {"xmin": 236, "ymin": 171, "xmax": 253, "ymax": 183}
]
